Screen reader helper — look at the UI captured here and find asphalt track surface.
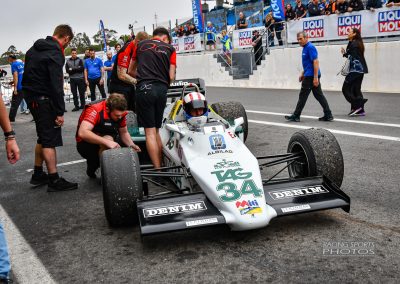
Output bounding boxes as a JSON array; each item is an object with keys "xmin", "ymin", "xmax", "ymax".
[{"xmin": 0, "ymin": 87, "xmax": 399, "ymax": 283}]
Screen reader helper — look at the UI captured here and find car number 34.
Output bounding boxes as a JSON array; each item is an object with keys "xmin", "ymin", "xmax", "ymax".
[{"xmin": 212, "ymin": 168, "xmax": 263, "ymax": 202}]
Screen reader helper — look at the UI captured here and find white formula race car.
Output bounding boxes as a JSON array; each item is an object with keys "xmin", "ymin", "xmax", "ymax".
[{"xmin": 101, "ymin": 79, "xmax": 350, "ymax": 235}]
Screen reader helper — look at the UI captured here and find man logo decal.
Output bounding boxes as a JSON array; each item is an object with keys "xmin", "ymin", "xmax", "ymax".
[{"xmin": 209, "ymin": 134, "xmax": 226, "ymax": 150}]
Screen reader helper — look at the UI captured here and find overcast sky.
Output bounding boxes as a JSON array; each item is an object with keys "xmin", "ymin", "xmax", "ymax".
[{"xmin": 1, "ymin": 0, "xmax": 215, "ymax": 54}]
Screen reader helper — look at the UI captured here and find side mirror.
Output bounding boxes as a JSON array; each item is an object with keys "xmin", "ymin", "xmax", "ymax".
[
  {"xmin": 166, "ymin": 123, "xmax": 185, "ymax": 138},
  {"xmin": 233, "ymin": 117, "xmax": 244, "ymax": 130}
]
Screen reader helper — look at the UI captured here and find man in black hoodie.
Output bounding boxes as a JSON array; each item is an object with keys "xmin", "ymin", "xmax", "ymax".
[{"xmin": 22, "ymin": 24, "xmax": 78, "ymax": 192}]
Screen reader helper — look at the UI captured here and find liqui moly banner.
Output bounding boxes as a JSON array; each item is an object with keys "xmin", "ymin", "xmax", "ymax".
[
  {"xmin": 172, "ymin": 33, "xmax": 203, "ymax": 54},
  {"xmin": 232, "ymin": 27, "xmax": 265, "ymax": 49},
  {"xmin": 192, "ymin": 0, "xmax": 204, "ymax": 33},
  {"xmin": 287, "ymin": 7, "xmax": 400, "ymax": 43}
]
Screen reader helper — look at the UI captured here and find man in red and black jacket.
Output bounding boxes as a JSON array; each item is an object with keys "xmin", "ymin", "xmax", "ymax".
[
  {"xmin": 129, "ymin": 27, "xmax": 176, "ymax": 169},
  {"xmin": 76, "ymin": 93, "xmax": 140, "ymax": 178},
  {"xmin": 22, "ymin": 24, "xmax": 78, "ymax": 192},
  {"xmin": 109, "ymin": 40, "xmax": 137, "ymax": 111}
]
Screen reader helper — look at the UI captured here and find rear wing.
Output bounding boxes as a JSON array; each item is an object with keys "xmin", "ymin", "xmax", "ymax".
[{"xmin": 167, "ymin": 78, "xmax": 206, "ymax": 98}]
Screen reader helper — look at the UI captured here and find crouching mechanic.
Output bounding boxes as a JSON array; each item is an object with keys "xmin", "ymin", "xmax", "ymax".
[{"xmin": 76, "ymin": 93, "xmax": 140, "ymax": 178}]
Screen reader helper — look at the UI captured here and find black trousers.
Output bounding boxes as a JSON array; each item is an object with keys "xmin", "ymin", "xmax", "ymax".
[
  {"xmin": 109, "ymin": 83, "xmax": 136, "ymax": 112},
  {"xmin": 342, "ymin": 73, "xmax": 365, "ymax": 110},
  {"xmin": 294, "ymin": 77, "xmax": 332, "ymax": 117},
  {"xmin": 88, "ymin": 78, "xmax": 106, "ymax": 101},
  {"xmin": 70, "ymin": 78, "xmax": 86, "ymax": 108},
  {"xmin": 9, "ymin": 90, "xmax": 24, "ymax": 121},
  {"xmin": 275, "ymin": 29, "xmax": 283, "ymax": 46}
]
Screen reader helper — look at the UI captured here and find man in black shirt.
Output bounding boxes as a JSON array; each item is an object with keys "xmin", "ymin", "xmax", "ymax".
[
  {"xmin": 308, "ymin": 0, "xmax": 321, "ymax": 17},
  {"xmin": 252, "ymin": 30, "xmax": 263, "ymax": 65},
  {"xmin": 294, "ymin": 0, "xmax": 308, "ymax": 19},
  {"xmin": 366, "ymin": 0, "xmax": 382, "ymax": 10},
  {"xmin": 336, "ymin": 0, "xmax": 349, "ymax": 13},
  {"xmin": 22, "ymin": 25, "xmax": 78, "ymax": 192},
  {"xmin": 348, "ymin": 0, "xmax": 364, "ymax": 11},
  {"xmin": 237, "ymin": 12, "xmax": 248, "ymax": 29},
  {"xmin": 130, "ymin": 27, "xmax": 176, "ymax": 169},
  {"xmin": 65, "ymin": 48, "xmax": 86, "ymax": 111}
]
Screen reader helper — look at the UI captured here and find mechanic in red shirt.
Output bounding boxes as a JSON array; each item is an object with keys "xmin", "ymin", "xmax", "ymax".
[
  {"xmin": 129, "ymin": 27, "xmax": 176, "ymax": 169},
  {"xmin": 109, "ymin": 32, "xmax": 149, "ymax": 111},
  {"xmin": 76, "ymin": 93, "xmax": 140, "ymax": 178}
]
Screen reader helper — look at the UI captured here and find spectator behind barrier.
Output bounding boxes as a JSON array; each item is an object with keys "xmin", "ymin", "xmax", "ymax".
[
  {"xmin": 285, "ymin": 4, "xmax": 296, "ymax": 21},
  {"xmin": 326, "ymin": 0, "xmax": 337, "ymax": 14},
  {"xmin": 236, "ymin": 12, "xmax": 248, "ymax": 29},
  {"xmin": 348, "ymin": 0, "xmax": 364, "ymax": 11},
  {"xmin": 309, "ymin": 0, "xmax": 322, "ymax": 17},
  {"xmin": 294, "ymin": 0, "xmax": 308, "ymax": 19},
  {"xmin": 366, "ymin": 0, "xmax": 382, "ymax": 10},
  {"xmin": 386, "ymin": 0, "xmax": 400, "ymax": 7},
  {"xmin": 336, "ymin": 0, "xmax": 349, "ymax": 13}
]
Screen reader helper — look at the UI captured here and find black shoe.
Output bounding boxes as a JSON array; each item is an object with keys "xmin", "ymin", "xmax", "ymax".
[
  {"xmin": 363, "ymin": 98, "xmax": 368, "ymax": 105},
  {"xmin": 86, "ymin": 168, "xmax": 97, "ymax": 179},
  {"xmin": 47, "ymin": 177, "xmax": 78, "ymax": 192},
  {"xmin": 318, "ymin": 115, "xmax": 334, "ymax": 121},
  {"xmin": 30, "ymin": 172, "xmax": 49, "ymax": 187},
  {"xmin": 0, "ymin": 277, "xmax": 13, "ymax": 284},
  {"xmin": 71, "ymin": 107, "xmax": 80, "ymax": 112},
  {"xmin": 285, "ymin": 114, "xmax": 300, "ymax": 122}
]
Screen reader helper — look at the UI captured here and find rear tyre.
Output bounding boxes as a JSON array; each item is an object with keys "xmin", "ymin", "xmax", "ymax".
[
  {"xmin": 101, "ymin": 147, "xmax": 142, "ymax": 227},
  {"xmin": 211, "ymin": 101, "xmax": 248, "ymax": 142},
  {"xmin": 287, "ymin": 128, "xmax": 344, "ymax": 187}
]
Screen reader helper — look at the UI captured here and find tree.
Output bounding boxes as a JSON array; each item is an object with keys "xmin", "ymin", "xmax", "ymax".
[
  {"xmin": 69, "ymin": 32, "xmax": 91, "ymax": 50},
  {"xmin": 93, "ymin": 29, "xmax": 118, "ymax": 46},
  {"xmin": 1, "ymin": 45, "xmax": 19, "ymax": 58}
]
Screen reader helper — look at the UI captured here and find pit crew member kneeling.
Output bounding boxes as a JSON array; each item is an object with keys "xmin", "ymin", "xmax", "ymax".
[{"xmin": 76, "ymin": 93, "xmax": 140, "ymax": 178}]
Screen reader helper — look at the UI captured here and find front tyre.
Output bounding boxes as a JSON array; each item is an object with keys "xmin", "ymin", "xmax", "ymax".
[
  {"xmin": 101, "ymin": 147, "xmax": 142, "ymax": 227},
  {"xmin": 287, "ymin": 128, "xmax": 344, "ymax": 187}
]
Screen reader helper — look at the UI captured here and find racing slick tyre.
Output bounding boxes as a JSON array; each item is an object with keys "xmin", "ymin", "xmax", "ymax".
[
  {"xmin": 287, "ymin": 128, "xmax": 344, "ymax": 187},
  {"xmin": 211, "ymin": 101, "xmax": 248, "ymax": 142},
  {"xmin": 101, "ymin": 147, "xmax": 142, "ymax": 227},
  {"xmin": 126, "ymin": 111, "xmax": 138, "ymax": 129}
]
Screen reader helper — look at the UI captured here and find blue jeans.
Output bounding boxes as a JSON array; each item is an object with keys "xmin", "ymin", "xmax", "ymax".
[
  {"xmin": 19, "ymin": 99, "xmax": 27, "ymax": 112},
  {"xmin": 0, "ymin": 223, "xmax": 10, "ymax": 279}
]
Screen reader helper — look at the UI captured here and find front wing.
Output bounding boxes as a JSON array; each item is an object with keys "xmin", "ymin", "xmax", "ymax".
[{"xmin": 137, "ymin": 176, "xmax": 350, "ymax": 235}]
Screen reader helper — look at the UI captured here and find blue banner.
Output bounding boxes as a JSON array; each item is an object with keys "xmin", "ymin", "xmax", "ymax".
[
  {"xmin": 99, "ymin": 20, "xmax": 107, "ymax": 52},
  {"xmin": 270, "ymin": 0, "xmax": 285, "ymax": 21},
  {"xmin": 192, "ymin": 0, "xmax": 204, "ymax": 33}
]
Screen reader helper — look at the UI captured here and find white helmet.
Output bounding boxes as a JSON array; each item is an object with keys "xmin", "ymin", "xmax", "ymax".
[{"xmin": 183, "ymin": 92, "xmax": 209, "ymax": 127}]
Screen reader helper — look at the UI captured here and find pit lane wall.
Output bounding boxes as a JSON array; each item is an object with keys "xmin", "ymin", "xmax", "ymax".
[{"xmin": 175, "ymin": 41, "xmax": 400, "ymax": 93}]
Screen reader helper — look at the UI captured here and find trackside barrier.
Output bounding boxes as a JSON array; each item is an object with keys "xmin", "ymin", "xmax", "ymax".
[{"xmin": 287, "ymin": 7, "xmax": 400, "ymax": 43}]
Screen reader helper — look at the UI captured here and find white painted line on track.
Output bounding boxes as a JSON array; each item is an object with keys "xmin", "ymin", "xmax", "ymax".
[
  {"xmin": 26, "ymin": 159, "xmax": 86, "ymax": 173},
  {"xmin": 249, "ymin": 119, "xmax": 400, "ymax": 142},
  {"xmin": 0, "ymin": 206, "xmax": 56, "ymax": 284},
  {"xmin": 247, "ymin": 110, "xmax": 400, "ymax": 128}
]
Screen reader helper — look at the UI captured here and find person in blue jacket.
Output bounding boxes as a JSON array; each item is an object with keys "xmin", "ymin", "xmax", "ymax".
[{"xmin": 205, "ymin": 22, "xmax": 217, "ymax": 51}]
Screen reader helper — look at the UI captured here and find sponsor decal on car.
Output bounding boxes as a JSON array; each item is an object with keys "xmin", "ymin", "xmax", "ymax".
[
  {"xmin": 213, "ymin": 159, "xmax": 241, "ymax": 170},
  {"xmin": 211, "ymin": 168, "xmax": 263, "ymax": 202},
  {"xmin": 143, "ymin": 201, "xmax": 206, "ymax": 218},
  {"xmin": 269, "ymin": 186, "xmax": 328, "ymax": 200},
  {"xmin": 236, "ymin": 199, "xmax": 262, "ymax": 215},
  {"xmin": 281, "ymin": 204, "xmax": 311, "ymax": 213},
  {"xmin": 208, "ymin": 150, "xmax": 233, "ymax": 156},
  {"xmin": 186, "ymin": 218, "xmax": 218, "ymax": 227},
  {"xmin": 209, "ymin": 134, "xmax": 226, "ymax": 150}
]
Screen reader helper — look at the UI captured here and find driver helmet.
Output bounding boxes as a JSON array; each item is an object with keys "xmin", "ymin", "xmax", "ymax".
[{"xmin": 183, "ymin": 92, "xmax": 209, "ymax": 127}]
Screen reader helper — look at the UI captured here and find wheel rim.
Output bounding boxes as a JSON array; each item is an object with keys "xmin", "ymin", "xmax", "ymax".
[{"xmin": 288, "ymin": 141, "xmax": 310, "ymax": 179}]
